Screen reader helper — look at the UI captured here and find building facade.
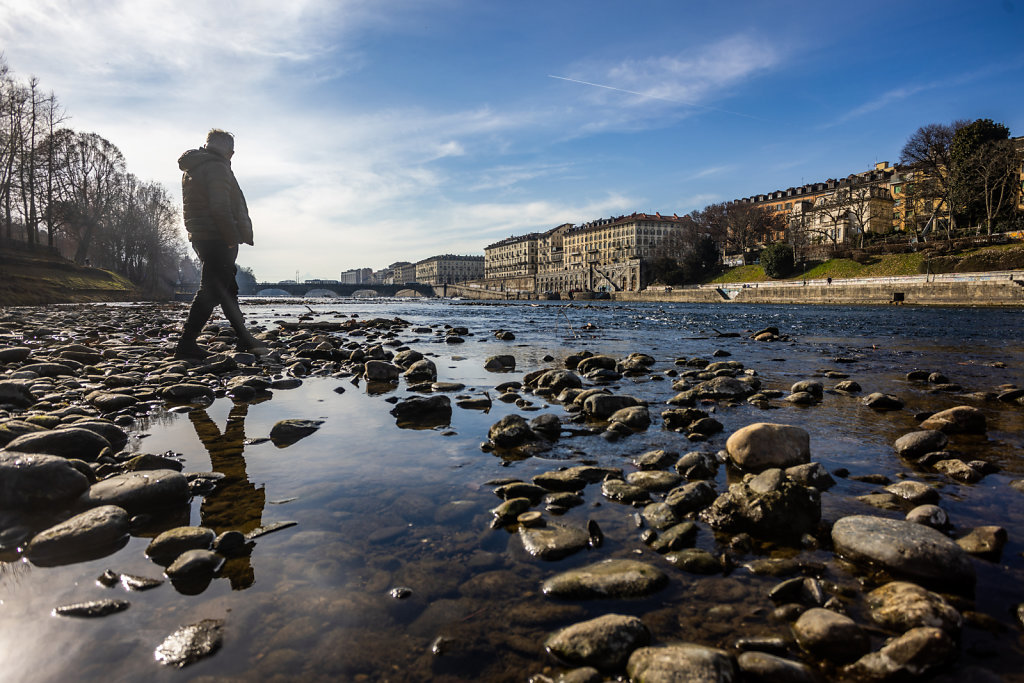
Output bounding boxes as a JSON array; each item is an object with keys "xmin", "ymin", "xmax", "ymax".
[
  {"xmin": 415, "ymin": 254, "xmax": 485, "ymax": 285},
  {"xmin": 482, "ymin": 213, "xmax": 692, "ymax": 294},
  {"xmin": 484, "ymin": 233, "xmax": 541, "ymax": 278}
]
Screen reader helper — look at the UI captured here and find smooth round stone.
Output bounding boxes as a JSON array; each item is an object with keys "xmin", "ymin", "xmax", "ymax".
[
  {"xmin": 269, "ymin": 419, "xmax": 324, "ymax": 447},
  {"xmin": 0, "ymin": 451, "xmax": 90, "ymax": 508},
  {"xmin": 78, "ymin": 469, "xmax": 189, "ymax": 513},
  {"xmin": 626, "ymin": 470, "xmax": 683, "ymax": 492},
  {"xmin": 519, "ymin": 523, "xmax": 590, "ymax": 560},
  {"xmin": 863, "ymin": 392, "xmax": 904, "ymax": 411},
  {"xmin": 161, "ymin": 383, "xmax": 216, "ymax": 402},
  {"xmin": 627, "ymin": 644, "xmax": 737, "ymax": 682},
  {"xmin": 843, "ymin": 627, "xmax": 954, "ymax": 680},
  {"xmin": 146, "ymin": 526, "xmax": 216, "ymax": 563},
  {"xmin": 648, "ymin": 521, "xmax": 697, "ymax": 553},
  {"xmin": 664, "ymin": 548, "xmax": 721, "ymax": 574},
  {"xmin": 165, "ymin": 549, "xmax": 223, "ymax": 579},
  {"xmin": 26, "ymin": 505, "xmax": 129, "ymax": 563},
  {"xmin": 919, "ymin": 406, "xmax": 987, "ymax": 434},
  {"xmin": 737, "ymin": 651, "xmax": 819, "ymax": 683},
  {"xmin": 893, "ymin": 430, "xmax": 948, "ymax": 459},
  {"xmin": 601, "ymin": 479, "xmax": 649, "ymax": 504},
  {"xmin": 831, "ymin": 515, "xmax": 975, "ymax": 590},
  {"xmin": 906, "ymin": 504, "xmax": 949, "ymax": 529},
  {"xmin": 608, "ymin": 405, "xmax": 651, "ymax": 430},
  {"xmin": 793, "ymin": 608, "xmax": 869, "ymax": 663},
  {"xmin": 63, "ymin": 420, "xmax": 129, "ymax": 451},
  {"xmin": 545, "ymin": 614, "xmax": 649, "ymax": 670},
  {"xmin": 541, "ymin": 559, "xmax": 668, "ymax": 599},
  {"xmin": 866, "ymin": 581, "xmax": 962, "ymax": 634},
  {"xmin": 641, "ymin": 502, "xmax": 680, "ymax": 530},
  {"xmin": 726, "ymin": 423, "xmax": 810, "ymax": 471},
  {"xmin": 88, "ymin": 392, "xmax": 139, "ymax": 413},
  {"xmin": 4, "ymin": 426, "xmax": 110, "ymax": 461},
  {"xmin": 884, "ymin": 480, "xmax": 940, "ymax": 505},
  {"xmin": 0, "ymin": 380, "xmax": 36, "ymax": 407}
]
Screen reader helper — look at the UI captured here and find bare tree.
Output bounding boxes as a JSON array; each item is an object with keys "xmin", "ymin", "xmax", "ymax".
[
  {"xmin": 49, "ymin": 129, "xmax": 127, "ymax": 263},
  {"xmin": 899, "ymin": 120, "xmax": 968, "ymax": 240},
  {"xmin": 958, "ymin": 138, "xmax": 1018, "ymax": 236}
]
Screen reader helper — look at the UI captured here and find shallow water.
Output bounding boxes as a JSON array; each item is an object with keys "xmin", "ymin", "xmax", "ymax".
[{"xmin": 2, "ymin": 299, "xmax": 1024, "ymax": 681}]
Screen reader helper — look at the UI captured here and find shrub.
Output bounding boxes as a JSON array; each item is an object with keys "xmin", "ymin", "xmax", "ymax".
[{"xmin": 760, "ymin": 243, "xmax": 795, "ymax": 279}]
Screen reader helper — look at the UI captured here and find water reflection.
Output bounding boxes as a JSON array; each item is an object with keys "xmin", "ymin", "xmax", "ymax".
[{"xmin": 189, "ymin": 403, "xmax": 265, "ymax": 590}]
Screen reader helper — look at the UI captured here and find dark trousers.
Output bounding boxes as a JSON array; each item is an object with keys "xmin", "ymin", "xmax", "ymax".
[{"xmin": 181, "ymin": 240, "xmax": 252, "ymax": 345}]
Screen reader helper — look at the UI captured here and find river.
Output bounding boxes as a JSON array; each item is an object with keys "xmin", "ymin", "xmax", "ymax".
[{"xmin": 1, "ymin": 298, "xmax": 1023, "ymax": 681}]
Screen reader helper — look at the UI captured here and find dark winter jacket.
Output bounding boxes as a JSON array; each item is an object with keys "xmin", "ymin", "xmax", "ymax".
[{"xmin": 178, "ymin": 147, "xmax": 254, "ymax": 245}]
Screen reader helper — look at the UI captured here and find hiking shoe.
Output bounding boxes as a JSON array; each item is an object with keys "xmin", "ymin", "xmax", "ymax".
[{"xmin": 173, "ymin": 342, "xmax": 211, "ymax": 360}]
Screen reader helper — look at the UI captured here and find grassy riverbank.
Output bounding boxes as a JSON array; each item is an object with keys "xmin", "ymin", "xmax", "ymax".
[
  {"xmin": 0, "ymin": 248, "xmax": 138, "ymax": 306},
  {"xmin": 710, "ymin": 243, "xmax": 1024, "ymax": 285}
]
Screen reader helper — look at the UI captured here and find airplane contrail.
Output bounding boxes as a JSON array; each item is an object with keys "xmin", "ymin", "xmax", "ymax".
[{"xmin": 547, "ymin": 74, "xmax": 761, "ymax": 121}]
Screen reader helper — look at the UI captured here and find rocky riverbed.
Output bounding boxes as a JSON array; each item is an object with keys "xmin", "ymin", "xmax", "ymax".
[{"xmin": 1, "ymin": 300, "xmax": 1023, "ymax": 681}]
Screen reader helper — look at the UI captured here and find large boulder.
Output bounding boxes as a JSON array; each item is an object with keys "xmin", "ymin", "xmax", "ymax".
[
  {"xmin": 726, "ymin": 423, "xmax": 810, "ymax": 471},
  {"xmin": 0, "ymin": 451, "xmax": 90, "ymax": 509},
  {"xmin": 831, "ymin": 515, "xmax": 975, "ymax": 591},
  {"xmin": 700, "ymin": 468, "xmax": 820, "ymax": 540}
]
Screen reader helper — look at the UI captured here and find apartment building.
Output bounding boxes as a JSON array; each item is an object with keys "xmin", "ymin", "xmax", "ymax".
[
  {"xmin": 339, "ymin": 267, "xmax": 373, "ymax": 284},
  {"xmin": 415, "ymin": 254, "xmax": 485, "ymax": 285},
  {"xmin": 735, "ymin": 162, "xmax": 897, "ymax": 247},
  {"xmin": 484, "ymin": 233, "xmax": 542, "ymax": 278}
]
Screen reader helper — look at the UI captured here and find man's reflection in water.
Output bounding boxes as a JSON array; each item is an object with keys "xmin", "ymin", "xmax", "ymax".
[{"xmin": 189, "ymin": 402, "xmax": 266, "ymax": 590}]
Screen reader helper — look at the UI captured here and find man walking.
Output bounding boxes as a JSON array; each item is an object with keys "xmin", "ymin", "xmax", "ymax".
[{"xmin": 175, "ymin": 129, "xmax": 267, "ymax": 359}]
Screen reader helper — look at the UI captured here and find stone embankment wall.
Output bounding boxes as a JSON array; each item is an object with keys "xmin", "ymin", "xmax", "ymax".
[
  {"xmin": 444, "ymin": 271, "xmax": 1024, "ymax": 306},
  {"xmin": 617, "ymin": 272, "xmax": 1024, "ymax": 307}
]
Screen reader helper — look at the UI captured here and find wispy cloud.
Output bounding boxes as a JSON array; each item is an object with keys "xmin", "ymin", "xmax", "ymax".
[
  {"xmin": 553, "ymin": 35, "xmax": 778, "ymax": 121},
  {"xmin": 820, "ymin": 57, "xmax": 1024, "ymax": 129},
  {"xmin": 687, "ymin": 165, "xmax": 735, "ymax": 180}
]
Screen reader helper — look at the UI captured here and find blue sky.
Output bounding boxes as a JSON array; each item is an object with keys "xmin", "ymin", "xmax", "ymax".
[{"xmin": 1, "ymin": 0, "xmax": 1022, "ymax": 281}]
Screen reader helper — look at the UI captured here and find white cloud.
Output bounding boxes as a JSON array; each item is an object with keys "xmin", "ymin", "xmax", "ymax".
[{"xmin": 563, "ymin": 35, "xmax": 778, "ymax": 116}]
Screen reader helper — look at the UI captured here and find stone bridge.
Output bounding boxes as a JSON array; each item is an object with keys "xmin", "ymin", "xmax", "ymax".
[{"xmin": 253, "ymin": 282, "xmax": 436, "ymax": 298}]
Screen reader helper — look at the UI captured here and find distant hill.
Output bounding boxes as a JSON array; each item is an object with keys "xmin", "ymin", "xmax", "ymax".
[{"xmin": 0, "ymin": 243, "xmax": 138, "ymax": 306}]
